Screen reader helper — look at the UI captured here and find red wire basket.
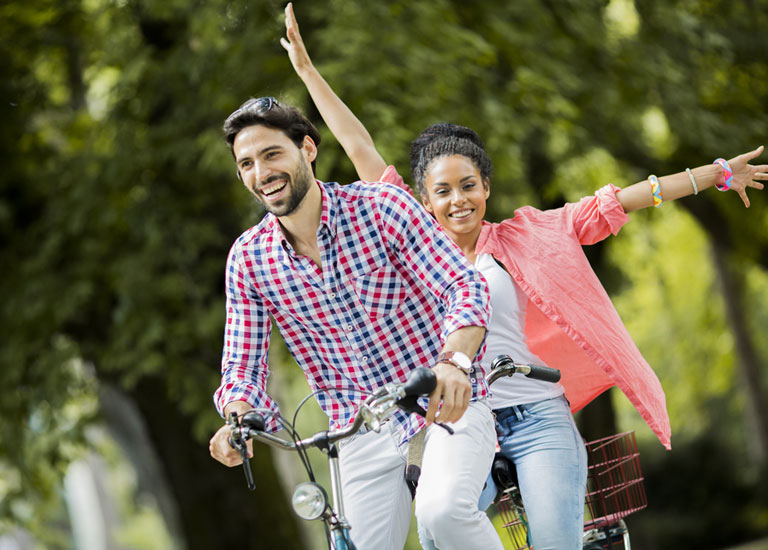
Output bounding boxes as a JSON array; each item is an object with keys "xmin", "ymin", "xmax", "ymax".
[
  {"xmin": 495, "ymin": 487, "xmax": 531, "ymax": 550},
  {"xmin": 583, "ymin": 431, "xmax": 647, "ymax": 529}
]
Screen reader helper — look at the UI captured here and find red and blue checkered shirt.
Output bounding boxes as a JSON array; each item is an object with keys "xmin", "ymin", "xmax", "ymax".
[{"xmin": 214, "ymin": 179, "xmax": 490, "ymax": 445}]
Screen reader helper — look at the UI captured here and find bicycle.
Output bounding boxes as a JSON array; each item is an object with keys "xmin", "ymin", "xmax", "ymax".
[
  {"xmin": 487, "ymin": 355, "xmax": 648, "ymax": 550},
  {"xmin": 226, "ymin": 366, "xmax": 448, "ymax": 550}
]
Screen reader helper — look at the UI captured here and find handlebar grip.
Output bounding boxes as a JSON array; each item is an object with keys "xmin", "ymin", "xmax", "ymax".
[
  {"xmin": 524, "ymin": 364, "xmax": 561, "ymax": 383},
  {"xmin": 241, "ymin": 410, "xmax": 266, "ymax": 432},
  {"xmin": 401, "ymin": 367, "xmax": 437, "ymax": 397}
]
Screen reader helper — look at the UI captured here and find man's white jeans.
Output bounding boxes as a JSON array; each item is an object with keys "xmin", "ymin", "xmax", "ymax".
[{"xmin": 338, "ymin": 400, "xmax": 502, "ymax": 550}]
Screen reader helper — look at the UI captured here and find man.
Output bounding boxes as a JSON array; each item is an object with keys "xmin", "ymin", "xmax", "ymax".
[{"xmin": 208, "ymin": 96, "xmax": 503, "ymax": 550}]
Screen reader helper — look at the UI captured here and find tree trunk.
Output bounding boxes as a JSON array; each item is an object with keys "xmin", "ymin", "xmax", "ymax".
[
  {"xmin": 102, "ymin": 376, "xmax": 301, "ymax": 549},
  {"xmin": 576, "ymin": 389, "xmax": 618, "ymax": 443},
  {"xmin": 709, "ymin": 239, "xmax": 768, "ymax": 464}
]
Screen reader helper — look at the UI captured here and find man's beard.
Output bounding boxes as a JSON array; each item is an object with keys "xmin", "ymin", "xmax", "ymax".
[{"xmin": 260, "ymin": 159, "xmax": 315, "ymax": 217}]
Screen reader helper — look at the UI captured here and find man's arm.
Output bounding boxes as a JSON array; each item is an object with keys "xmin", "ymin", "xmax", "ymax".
[
  {"xmin": 209, "ymin": 244, "xmax": 277, "ymax": 466},
  {"xmin": 376, "ymin": 185, "xmax": 490, "ymax": 424},
  {"xmin": 281, "ymin": 3, "xmax": 388, "ymax": 182}
]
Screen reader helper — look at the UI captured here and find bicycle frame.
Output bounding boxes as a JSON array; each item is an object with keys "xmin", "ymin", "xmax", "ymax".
[
  {"xmin": 227, "ymin": 367, "xmax": 440, "ymax": 550},
  {"xmin": 327, "ymin": 444, "xmax": 354, "ymax": 550},
  {"xmin": 231, "ymin": 417, "xmax": 362, "ymax": 549}
]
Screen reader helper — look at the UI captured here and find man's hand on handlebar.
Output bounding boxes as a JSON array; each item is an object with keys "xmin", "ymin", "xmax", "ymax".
[
  {"xmin": 209, "ymin": 400, "xmax": 253, "ymax": 467},
  {"xmin": 426, "ymin": 362, "xmax": 471, "ymax": 425}
]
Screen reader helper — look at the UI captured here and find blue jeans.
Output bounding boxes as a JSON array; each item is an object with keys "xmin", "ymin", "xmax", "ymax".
[{"xmin": 418, "ymin": 395, "xmax": 588, "ymax": 550}]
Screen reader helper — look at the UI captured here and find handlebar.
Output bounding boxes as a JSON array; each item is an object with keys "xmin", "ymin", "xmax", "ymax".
[
  {"xmin": 486, "ymin": 354, "xmax": 561, "ymax": 386},
  {"xmin": 227, "ymin": 367, "xmax": 443, "ymax": 490}
]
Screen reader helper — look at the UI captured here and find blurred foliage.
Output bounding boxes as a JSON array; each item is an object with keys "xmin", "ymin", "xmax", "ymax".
[{"xmin": 1, "ymin": 0, "xmax": 767, "ymax": 548}]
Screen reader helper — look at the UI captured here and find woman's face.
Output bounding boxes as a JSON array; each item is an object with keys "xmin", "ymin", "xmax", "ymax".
[{"xmin": 421, "ymin": 154, "xmax": 489, "ymax": 242}]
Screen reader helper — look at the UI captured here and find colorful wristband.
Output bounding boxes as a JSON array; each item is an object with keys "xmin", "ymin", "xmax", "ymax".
[
  {"xmin": 713, "ymin": 158, "xmax": 733, "ymax": 191},
  {"xmin": 649, "ymin": 174, "xmax": 663, "ymax": 208}
]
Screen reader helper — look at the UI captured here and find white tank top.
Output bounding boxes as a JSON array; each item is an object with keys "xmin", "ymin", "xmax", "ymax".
[{"xmin": 475, "ymin": 253, "xmax": 565, "ymax": 409}]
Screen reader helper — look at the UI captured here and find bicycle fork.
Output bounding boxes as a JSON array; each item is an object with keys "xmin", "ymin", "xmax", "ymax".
[{"xmin": 326, "ymin": 444, "xmax": 357, "ymax": 550}]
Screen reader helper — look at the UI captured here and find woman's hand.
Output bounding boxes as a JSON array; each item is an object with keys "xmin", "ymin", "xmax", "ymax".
[
  {"xmin": 280, "ymin": 3, "xmax": 313, "ymax": 76},
  {"xmin": 727, "ymin": 145, "xmax": 767, "ymax": 208}
]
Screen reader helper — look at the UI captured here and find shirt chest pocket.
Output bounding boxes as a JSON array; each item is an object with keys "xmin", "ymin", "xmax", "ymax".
[{"xmin": 351, "ymin": 263, "xmax": 409, "ymax": 321}]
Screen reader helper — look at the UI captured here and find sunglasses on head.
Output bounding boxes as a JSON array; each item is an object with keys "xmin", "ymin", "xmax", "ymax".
[{"xmin": 226, "ymin": 96, "xmax": 278, "ymax": 123}]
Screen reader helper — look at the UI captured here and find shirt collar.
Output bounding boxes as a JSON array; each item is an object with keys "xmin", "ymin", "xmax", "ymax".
[
  {"xmin": 267, "ymin": 180, "xmax": 336, "ymax": 256},
  {"xmin": 317, "ymin": 181, "xmax": 336, "ymax": 238}
]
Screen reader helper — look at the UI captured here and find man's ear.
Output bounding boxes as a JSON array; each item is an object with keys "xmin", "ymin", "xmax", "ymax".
[
  {"xmin": 236, "ymin": 170, "xmax": 242, "ymax": 182},
  {"xmin": 302, "ymin": 135, "xmax": 318, "ymax": 164}
]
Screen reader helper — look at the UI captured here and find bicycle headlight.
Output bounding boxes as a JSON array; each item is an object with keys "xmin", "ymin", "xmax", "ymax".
[{"xmin": 292, "ymin": 482, "xmax": 328, "ymax": 520}]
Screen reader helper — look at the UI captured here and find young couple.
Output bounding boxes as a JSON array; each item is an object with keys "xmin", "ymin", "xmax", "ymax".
[{"xmin": 210, "ymin": 4, "xmax": 766, "ymax": 549}]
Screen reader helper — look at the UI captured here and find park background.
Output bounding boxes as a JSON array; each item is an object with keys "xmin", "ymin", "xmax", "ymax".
[{"xmin": 2, "ymin": 0, "xmax": 768, "ymax": 548}]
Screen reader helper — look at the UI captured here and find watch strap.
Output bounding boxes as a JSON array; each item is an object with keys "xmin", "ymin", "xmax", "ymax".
[{"xmin": 436, "ymin": 351, "xmax": 472, "ymax": 375}]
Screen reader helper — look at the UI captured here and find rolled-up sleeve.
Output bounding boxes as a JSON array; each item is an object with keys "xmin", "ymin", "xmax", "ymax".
[
  {"xmin": 568, "ymin": 184, "xmax": 630, "ymax": 245},
  {"xmin": 213, "ymin": 243, "xmax": 281, "ymax": 431},
  {"xmin": 375, "ymin": 184, "xmax": 490, "ymax": 342}
]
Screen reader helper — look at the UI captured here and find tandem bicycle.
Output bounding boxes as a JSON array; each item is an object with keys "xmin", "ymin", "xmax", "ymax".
[{"xmin": 226, "ymin": 367, "xmax": 446, "ymax": 550}]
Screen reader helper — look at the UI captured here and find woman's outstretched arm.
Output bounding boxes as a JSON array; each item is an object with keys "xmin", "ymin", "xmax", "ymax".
[
  {"xmin": 280, "ymin": 3, "xmax": 388, "ymax": 182},
  {"xmin": 616, "ymin": 146, "xmax": 767, "ymax": 212}
]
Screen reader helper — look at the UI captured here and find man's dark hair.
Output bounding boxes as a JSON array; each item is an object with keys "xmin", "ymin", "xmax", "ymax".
[
  {"xmin": 223, "ymin": 97, "xmax": 322, "ymax": 174},
  {"xmin": 409, "ymin": 122, "xmax": 493, "ymax": 196}
]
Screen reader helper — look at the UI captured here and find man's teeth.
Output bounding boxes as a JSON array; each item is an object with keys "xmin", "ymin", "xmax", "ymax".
[{"xmin": 263, "ymin": 180, "xmax": 287, "ymax": 195}]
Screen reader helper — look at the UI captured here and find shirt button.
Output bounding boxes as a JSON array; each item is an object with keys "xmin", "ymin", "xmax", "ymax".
[
  {"xmin": 471, "ymin": 378, "xmax": 476, "ymax": 383},
  {"xmin": 347, "ymin": 325, "xmax": 354, "ymax": 331},
  {"xmin": 329, "ymin": 292, "xmax": 336, "ymax": 299},
  {"xmin": 362, "ymin": 355, "xmax": 369, "ymax": 363}
]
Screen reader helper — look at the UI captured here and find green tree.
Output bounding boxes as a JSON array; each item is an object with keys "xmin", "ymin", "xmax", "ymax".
[
  {"xmin": 2, "ymin": 0, "xmax": 767, "ymax": 548},
  {"xmin": 1, "ymin": 0, "xmax": 299, "ymax": 546}
]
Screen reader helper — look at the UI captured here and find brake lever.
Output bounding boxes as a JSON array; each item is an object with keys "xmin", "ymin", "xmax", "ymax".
[
  {"xmin": 396, "ymin": 396, "xmax": 454, "ymax": 435},
  {"xmin": 227, "ymin": 412, "xmax": 256, "ymax": 491}
]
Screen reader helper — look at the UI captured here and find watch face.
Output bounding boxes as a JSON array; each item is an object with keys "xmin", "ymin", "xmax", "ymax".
[
  {"xmin": 440, "ymin": 351, "xmax": 471, "ymax": 373},
  {"xmin": 453, "ymin": 352, "xmax": 471, "ymax": 370}
]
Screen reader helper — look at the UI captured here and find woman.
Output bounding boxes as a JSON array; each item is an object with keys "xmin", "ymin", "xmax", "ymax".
[{"xmin": 280, "ymin": 4, "xmax": 766, "ymax": 549}]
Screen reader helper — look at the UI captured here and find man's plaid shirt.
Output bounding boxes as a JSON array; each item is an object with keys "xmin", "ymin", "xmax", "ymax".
[{"xmin": 214, "ymin": 180, "xmax": 490, "ymax": 445}]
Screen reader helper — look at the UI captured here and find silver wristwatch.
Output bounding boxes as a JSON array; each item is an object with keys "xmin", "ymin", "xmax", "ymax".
[{"xmin": 435, "ymin": 351, "xmax": 473, "ymax": 375}]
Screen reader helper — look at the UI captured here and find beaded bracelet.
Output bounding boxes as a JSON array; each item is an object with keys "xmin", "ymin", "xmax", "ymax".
[
  {"xmin": 713, "ymin": 158, "xmax": 733, "ymax": 191},
  {"xmin": 685, "ymin": 168, "xmax": 699, "ymax": 195},
  {"xmin": 649, "ymin": 174, "xmax": 663, "ymax": 207}
]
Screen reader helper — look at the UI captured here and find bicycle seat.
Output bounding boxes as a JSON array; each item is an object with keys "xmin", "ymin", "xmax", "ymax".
[{"xmin": 491, "ymin": 452, "xmax": 518, "ymax": 492}]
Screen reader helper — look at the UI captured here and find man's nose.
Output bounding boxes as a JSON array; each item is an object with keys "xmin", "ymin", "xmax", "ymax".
[{"xmin": 253, "ymin": 162, "xmax": 271, "ymax": 187}]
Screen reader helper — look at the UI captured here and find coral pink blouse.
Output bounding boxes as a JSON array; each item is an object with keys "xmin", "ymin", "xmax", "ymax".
[{"xmin": 380, "ymin": 165, "xmax": 672, "ymax": 449}]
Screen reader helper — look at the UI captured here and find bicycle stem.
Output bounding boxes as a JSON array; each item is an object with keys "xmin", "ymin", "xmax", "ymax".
[{"xmin": 327, "ymin": 445, "xmax": 350, "ymax": 529}]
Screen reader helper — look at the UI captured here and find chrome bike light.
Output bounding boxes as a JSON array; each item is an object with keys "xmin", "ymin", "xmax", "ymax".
[{"xmin": 292, "ymin": 482, "xmax": 328, "ymax": 520}]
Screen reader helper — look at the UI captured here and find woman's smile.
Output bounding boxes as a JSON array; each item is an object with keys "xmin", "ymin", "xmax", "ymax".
[{"xmin": 423, "ymin": 154, "xmax": 490, "ymax": 251}]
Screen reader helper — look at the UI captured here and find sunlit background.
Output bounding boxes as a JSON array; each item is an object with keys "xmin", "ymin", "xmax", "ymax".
[{"xmin": 2, "ymin": 0, "xmax": 767, "ymax": 548}]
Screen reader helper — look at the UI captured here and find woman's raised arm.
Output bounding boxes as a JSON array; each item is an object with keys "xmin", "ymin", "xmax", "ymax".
[
  {"xmin": 616, "ymin": 146, "xmax": 767, "ymax": 212},
  {"xmin": 280, "ymin": 3, "xmax": 388, "ymax": 182}
]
